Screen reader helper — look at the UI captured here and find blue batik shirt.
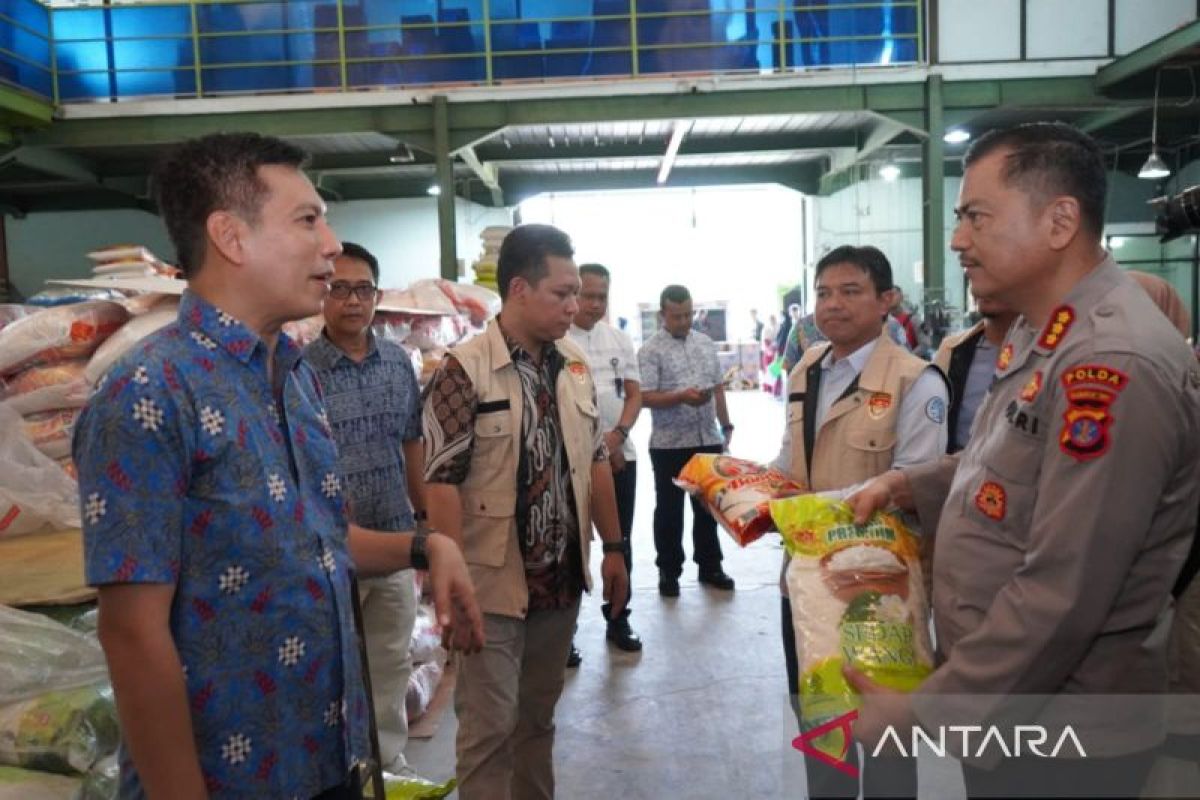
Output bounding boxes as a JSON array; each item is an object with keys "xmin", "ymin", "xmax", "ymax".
[
  {"xmin": 303, "ymin": 331, "xmax": 422, "ymax": 532},
  {"xmin": 75, "ymin": 291, "xmax": 369, "ymax": 799}
]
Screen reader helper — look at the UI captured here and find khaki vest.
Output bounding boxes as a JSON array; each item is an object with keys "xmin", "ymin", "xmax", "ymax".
[
  {"xmin": 785, "ymin": 335, "xmax": 930, "ymax": 491},
  {"xmin": 932, "ymin": 319, "xmax": 986, "ymax": 374},
  {"xmin": 450, "ymin": 320, "xmax": 599, "ymax": 619}
]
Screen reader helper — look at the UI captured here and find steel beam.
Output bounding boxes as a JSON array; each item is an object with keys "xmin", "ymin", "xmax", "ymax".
[
  {"xmin": 923, "ymin": 74, "xmax": 946, "ymax": 300},
  {"xmin": 1096, "ymin": 20, "xmax": 1200, "ymax": 94},
  {"xmin": 433, "ymin": 95, "xmax": 457, "ymax": 281}
]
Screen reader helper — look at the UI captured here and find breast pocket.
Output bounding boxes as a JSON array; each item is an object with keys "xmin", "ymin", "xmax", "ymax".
[
  {"xmin": 964, "ymin": 428, "xmax": 1044, "ymax": 546},
  {"xmin": 461, "ymin": 489, "xmax": 513, "ymax": 567}
]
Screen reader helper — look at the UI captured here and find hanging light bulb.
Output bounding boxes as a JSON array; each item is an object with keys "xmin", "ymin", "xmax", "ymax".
[
  {"xmin": 879, "ymin": 164, "xmax": 901, "ymax": 181},
  {"xmin": 1139, "ymin": 69, "xmax": 1171, "ymax": 180}
]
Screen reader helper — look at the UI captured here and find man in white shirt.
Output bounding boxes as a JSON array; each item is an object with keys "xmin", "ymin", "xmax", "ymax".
[
  {"xmin": 567, "ymin": 263, "xmax": 643, "ymax": 654},
  {"xmin": 770, "ymin": 244, "xmax": 947, "ymax": 799}
]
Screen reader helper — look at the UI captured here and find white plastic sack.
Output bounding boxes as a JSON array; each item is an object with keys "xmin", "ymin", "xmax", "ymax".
[
  {"xmin": 0, "ymin": 405, "xmax": 81, "ymax": 538},
  {"xmin": 0, "ymin": 302, "xmax": 129, "ymax": 377},
  {"xmin": 84, "ymin": 305, "xmax": 177, "ymax": 386},
  {"xmin": 0, "ymin": 606, "xmax": 108, "ymax": 707},
  {"xmin": 0, "ymin": 362, "xmax": 90, "ymax": 416}
]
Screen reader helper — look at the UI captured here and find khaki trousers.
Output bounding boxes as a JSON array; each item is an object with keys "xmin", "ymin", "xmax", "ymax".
[
  {"xmin": 454, "ymin": 597, "xmax": 581, "ymax": 800},
  {"xmin": 358, "ymin": 570, "xmax": 417, "ymax": 771}
]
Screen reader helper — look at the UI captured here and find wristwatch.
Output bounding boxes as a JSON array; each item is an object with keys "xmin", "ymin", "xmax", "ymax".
[
  {"xmin": 614, "ymin": 424, "xmax": 631, "ymax": 440},
  {"xmin": 602, "ymin": 541, "xmax": 626, "ymax": 554},
  {"xmin": 411, "ymin": 528, "xmax": 434, "ymax": 571}
]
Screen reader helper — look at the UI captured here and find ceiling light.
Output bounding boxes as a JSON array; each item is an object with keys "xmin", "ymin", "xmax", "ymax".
[
  {"xmin": 1138, "ymin": 150, "xmax": 1170, "ymax": 180},
  {"xmin": 427, "ymin": 184, "xmax": 441, "ymax": 196},
  {"xmin": 879, "ymin": 164, "xmax": 901, "ymax": 181},
  {"xmin": 1139, "ymin": 69, "xmax": 1171, "ymax": 181},
  {"xmin": 1109, "ymin": 236, "xmax": 1126, "ymax": 249},
  {"xmin": 943, "ymin": 129, "xmax": 970, "ymax": 144}
]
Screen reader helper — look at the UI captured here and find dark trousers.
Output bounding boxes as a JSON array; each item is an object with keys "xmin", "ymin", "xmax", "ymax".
[
  {"xmin": 649, "ymin": 445, "xmax": 724, "ymax": 577},
  {"xmin": 311, "ymin": 768, "xmax": 364, "ymax": 800},
  {"xmin": 601, "ymin": 459, "xmax": 637, "ymax": 625},
  {"xmin": 962, "ymin": 748, "xmax": 1155, "ymax": 799}
]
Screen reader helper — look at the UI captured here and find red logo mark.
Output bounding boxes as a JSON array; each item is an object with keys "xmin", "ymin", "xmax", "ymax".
[{"xmin": 791, "ymin": 709, "xmax": 859, "ymax": 778}]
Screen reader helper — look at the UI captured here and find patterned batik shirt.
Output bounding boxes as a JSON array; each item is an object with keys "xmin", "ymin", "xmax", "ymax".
[
  {"xmin": 423, "ymin": 327, "xmax": 606, "ymax": 611},
  {"xmin": 75, "ymin": 291, "xmax": 369, "ymax": 799},
  {"xmin": 637, "ymin": 327, "xmax": 724, "ymax": 449},
  {"xmin": 304, "ymin": 331, "xmax": 422, "ymax": 532}
]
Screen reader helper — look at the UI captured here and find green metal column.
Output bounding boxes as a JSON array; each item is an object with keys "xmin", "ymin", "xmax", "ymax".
[
  {"xmin": 922, "ymin": 74, "xmax": 945, "ymax": 302},
  {"xmin": 433, "ymin": 95, "xmax": 457, "ymax": 281}
]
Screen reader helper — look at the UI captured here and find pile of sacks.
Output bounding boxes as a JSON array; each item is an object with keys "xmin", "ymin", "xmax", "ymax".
[
  {"xmin": 470, "ymin": 226, "xmax": 509, "ymax": 293},
  {"xmin": 0, "ymin": 291, "xmax": 180, "ymax": 537}
]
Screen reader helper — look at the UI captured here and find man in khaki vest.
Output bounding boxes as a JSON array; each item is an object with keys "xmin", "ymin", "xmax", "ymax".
[
  {"xmin": 770, "ymin": 244, "xmax": 947, "ymax": 799},
  {"xmin": 933, "ymin": 294, "xmax": 1017, "ymax": 453},
  {"xmin": 422, "ymin": 224, "xmax": 629, "ymax": 800}
]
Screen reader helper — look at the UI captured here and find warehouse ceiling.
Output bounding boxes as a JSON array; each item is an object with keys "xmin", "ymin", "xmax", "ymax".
[{"xmin": 0, "ymin": 19, "xmax": 1198, "ymax": 216}]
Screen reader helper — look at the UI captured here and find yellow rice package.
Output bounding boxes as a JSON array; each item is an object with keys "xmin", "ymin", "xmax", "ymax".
[{"xmin": 770, "ymin": 494, "xmax": 933, "ymax": 759}]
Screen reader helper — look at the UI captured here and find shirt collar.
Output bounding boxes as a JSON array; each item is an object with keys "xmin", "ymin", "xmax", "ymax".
[
  {"xmin": 178, "ymin": 290, "xmax": 299, "ymax": 366},
  {"xmin": 821, "ymin": 336, "xmax": 879, "ymax": 374},
  {"xmin": 497, "ymin": 315, "xmax": 564, "ymax": 370},
  {"xmin": 307, "ymin": 329, "xmax": 379, "ymax": 369}
]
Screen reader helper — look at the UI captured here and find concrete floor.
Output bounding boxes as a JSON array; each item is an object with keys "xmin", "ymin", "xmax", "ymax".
[{"xmin": 407, "ymin": 390, "xmax": 966, "ymax": 799}]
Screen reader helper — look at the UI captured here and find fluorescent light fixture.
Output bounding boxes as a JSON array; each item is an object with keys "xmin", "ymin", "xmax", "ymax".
[
  {"xmin": 879, "ymin": 164, "xmax": 901, "ymax": 182},
  {"xmin": 427, "ymin": 184, "xmax": 441, "ymax": 196},
  {"xmin": 657, "ymin": 121, "xmax": 690, "ymax": 185},
  {"xmin": 1109, "ymin": 236, "xmax": 1126, "ymax": 249},
  {"xmin": 943, "ymin": 128, "xmax": 970, "ymax": 144},
  {"xmin": 1138, "ymin": 150, "xmax": 1170, "ymax": 180}
]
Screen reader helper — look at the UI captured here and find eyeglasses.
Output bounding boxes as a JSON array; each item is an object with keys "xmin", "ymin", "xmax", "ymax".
[{"xmin": 329, "ymin": 282, "xmax": 378, "ymax": 301}]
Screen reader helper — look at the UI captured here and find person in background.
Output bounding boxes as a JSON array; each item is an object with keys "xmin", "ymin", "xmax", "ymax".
[
  {"xmin": 770, "ymin": 244, "xmax": 947, "ymax": 799},
  {"xmin": 76, "ymin": 132, "xmax": 481, "ymax": 800},
  {"xmin": 846, "ymin": 122, "xmax": 1200, "ymax": 800},
  {"xmin": 889, "ymin": 287, "xmax": 932, "ymax": 358},
  {"xmin": 933, "ymin": 294, "xmax": 1018, "ymax": 453},
  {"xmin": 761, "ymin": 312, "xmax": 782, "ymax": 398},
  {"xmin": 567, "ymin": 262, "xmax": 644, "ymax": 655},
  {"xmin": 749, "ymin": 308, "xmax": 764, "ymax": 343},
  {"xmin": 422, "ymin": 224, "xmax": 629, "ymax": 800},
  {"xmin": 303, "ymin": 241, "xmax": 425, "ymax": 779},
  {"xmin": 639, "ymin": 284, "xmax": 735, "ymax": 598}
]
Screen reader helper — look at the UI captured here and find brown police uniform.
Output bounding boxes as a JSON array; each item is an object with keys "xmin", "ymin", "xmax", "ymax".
[{"xmin": 903, "ymin": 257, "xmax": 1200, "ymax": 764}]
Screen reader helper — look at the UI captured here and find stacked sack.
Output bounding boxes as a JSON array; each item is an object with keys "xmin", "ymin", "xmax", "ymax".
[
  {"xmin": 471, "ymin": 226, "xmax": 509, "ymax": 292},
  {"xmin": 84, "ymin": 244, "xmax": 177, "ymax": 279}
]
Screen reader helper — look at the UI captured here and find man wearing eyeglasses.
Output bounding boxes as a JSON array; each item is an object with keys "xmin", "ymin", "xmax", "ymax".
[
  {"xmin": 303, "ymin": 241, "xmax": 426, "ymax": 780},
  {"xmin": 566, "ymin": 263, "xmax": 643, "ymax": 656}
]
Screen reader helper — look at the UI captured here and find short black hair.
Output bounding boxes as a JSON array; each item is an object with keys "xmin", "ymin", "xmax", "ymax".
[
  {"xmin": 338, "ymin": 241, "xmax": 379, "ymax": 282},
  {"xmin": 152, "ymin": 132, "xmax": 310, "ymax": 278},
  {"xmin": 660, "ymin": 284, "xmax": 691, "ymax": 309},
  {"xmin": 963, "ymin": 122, "xmax": 1107, "ymax": 237},
  {"xmin": 496, "ymin": 224, "xmax": 574, "ymax": 301},
  {"xmin": 814, "ymin": 245, "xmax": 894, "ymax": 294},
  {"xmin": 579, "ymin": 263, "xmax": 610, "ymax": 281}
]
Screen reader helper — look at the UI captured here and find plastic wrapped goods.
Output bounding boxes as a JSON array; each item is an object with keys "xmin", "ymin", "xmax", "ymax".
[
  {"xmin": 0, "ymin": 302, "xmax": 129, "ymax": 377},
  {"xmin": 0, "ymin": 764, "xmax": 82, "ymax": 800},
  {"xmin": 83, "ymin": 305, "xmax": 177, "ymax": 386},
  {"xmin": 0, "ymin": 606, "xmax": 108, "ymax": 706},
  {"xmin": 0, "ymin": 684, "xmax": 118, "ymax": 775},
  {"xmin": 0, "ymin": 361, "xmax": 90, "ymax": 416},
  {"xmin": 0, "ymin": 404, "xmax": 81, "ymax": 537},
  {"xmin": 22, "ymin": 410, "xmax": 80, "ymax": 461},
  {"xmin": 675, "ymin": 454, "xmax": 804, "ymax": 546},
  {"xmin": 770, "ymin": 495, "xmax": 933, "ymax": 762}
]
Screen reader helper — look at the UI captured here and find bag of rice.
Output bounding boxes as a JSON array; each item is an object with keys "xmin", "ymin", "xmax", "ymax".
[
  {"xmin": 0, "ymin": 684, "xmax": 118, "ymax": 775},
  {"xmin": 22, "ymin": 410, "xmax": 80, "ymax": 460},
  {"xmin": 675, "ymin": 454, "xmax": 804, "ymax": 546},
  {"xmin": 770, "ymin": 494, "xmax": 933, "ymax": 760},
  {"xmin": 83, "ymin": 305, "xmax": 177, "ymax": 386},
  {"xmin": 0, "ymin": 361, "xmax": 90, "ymax": 416},
  {"xmin": 0, "ymin": 302, "xmax": 129, "ymax": 378}
]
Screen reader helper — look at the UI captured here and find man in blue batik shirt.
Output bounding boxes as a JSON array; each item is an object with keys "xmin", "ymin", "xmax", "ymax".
[
  {"xmin": 74, "ymin": 133, "xmax": 482, "ymax": 800},
  {"xmin": 304, "ymin": 241, "xmax": 426, "ymax": 777}
]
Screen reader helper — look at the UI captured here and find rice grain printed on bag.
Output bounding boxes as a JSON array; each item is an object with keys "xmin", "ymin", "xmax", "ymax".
[
  {"xmin": 770, "ymin": 495, "xmax": 933, "ymax": 760},
  {"xmin": 675, "ymin": 454, "xmax": 804, "ymax": 546}
]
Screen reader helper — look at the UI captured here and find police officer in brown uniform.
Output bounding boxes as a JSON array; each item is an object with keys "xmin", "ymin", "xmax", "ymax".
[{"xmin": 845, "ymin": 122, "xmax": 1200, "ymax": 799}]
